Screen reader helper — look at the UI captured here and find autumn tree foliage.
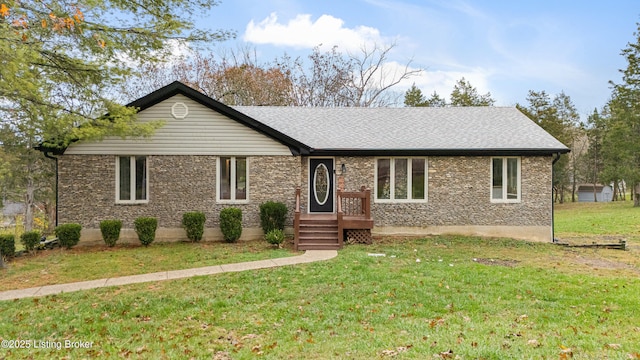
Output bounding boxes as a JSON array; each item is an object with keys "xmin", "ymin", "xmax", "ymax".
[
  {"xmin": 126, "ymin": 44, "xmax": 421, "ymax": 107},
  {"xmin": 0, "ymin": 0, "xmax": 232, "ymax": 230}
]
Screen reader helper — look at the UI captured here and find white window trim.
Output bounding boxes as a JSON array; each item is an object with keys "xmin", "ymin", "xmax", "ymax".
[
  {"xmin": 374, "ymin": 157, "xmax": 428, "ymax": 203},
  {"xmin": 115, "ymin": 155, "xmax": 149, "ymax": 204},
  {"xmin": 217, "ymin": 156, "xmax": 250, "ymax": 204},
  {"xmin": 490, "ymin": 157, "xmax": 521, "ymax": 203}
]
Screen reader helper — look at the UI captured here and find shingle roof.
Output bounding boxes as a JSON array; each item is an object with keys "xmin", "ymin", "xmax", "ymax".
[{"xmin": 233, "ymin": 106, "xmax": 570, "ymax": 155}]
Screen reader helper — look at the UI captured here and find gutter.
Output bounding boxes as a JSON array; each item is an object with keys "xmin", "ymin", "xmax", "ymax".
[
  {"xmin": 42, "ymin": 151, "xmax": 59, "ymax": 227},
  {"xmin": 551, "ymin": 152, "xmax": 562, "ymax": 242}
]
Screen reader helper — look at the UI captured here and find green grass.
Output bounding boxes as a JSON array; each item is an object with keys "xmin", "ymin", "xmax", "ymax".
[
  {"xmin": 555, "ymin": 200, "xmax": 640, "ymax": 238},
  {"xmin": 1, "ymin": 241, "xmax": 297, "ymax": 290},
  {"xmin": 2, "ymin": 237, "xmax": 640, "ymax": 359}
]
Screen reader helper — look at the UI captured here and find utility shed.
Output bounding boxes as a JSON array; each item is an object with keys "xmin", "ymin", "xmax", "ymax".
[{"xmin": 577, "ymin": 184, "xmax": 613, "ymax": 202}]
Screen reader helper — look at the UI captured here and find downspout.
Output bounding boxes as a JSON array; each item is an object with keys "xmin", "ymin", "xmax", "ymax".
[
  {"xmin": 43, "ymin": 151, "xmax": 59, "ymax": 227},
  {"xmin": 551, "ymin": 152, "xmax": 562, "ymax": 242}
]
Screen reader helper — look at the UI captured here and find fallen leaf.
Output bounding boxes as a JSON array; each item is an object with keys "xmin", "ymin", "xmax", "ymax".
[
  {"xmin": 605, "ymin": 343, "xmax": 621, "ymax": 350},
  {"xmin": 527, "ymin": 339, "xmax": 541, "ymax": 348}
]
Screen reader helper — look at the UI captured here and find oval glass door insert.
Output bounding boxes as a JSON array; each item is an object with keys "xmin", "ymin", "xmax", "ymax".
[{"xmin": 313, "ymin": 163, "xmax": 330, "ymax": 206}]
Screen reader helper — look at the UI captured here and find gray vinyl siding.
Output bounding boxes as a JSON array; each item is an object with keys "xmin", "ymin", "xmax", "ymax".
[{"xmin": 65, "ymin": 94, "xmax": 292, "ymax": 156}]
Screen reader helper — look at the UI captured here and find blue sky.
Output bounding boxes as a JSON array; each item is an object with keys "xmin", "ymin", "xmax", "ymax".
[{"xmin": 200, "ymin": 0, "xmax": 639, "ymax": 117}]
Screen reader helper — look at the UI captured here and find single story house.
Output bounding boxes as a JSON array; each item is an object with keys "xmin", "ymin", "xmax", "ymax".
[
  {"xmin": 39, "ymin": 81, "xmax": 569, "ymax": 249},
  {"xmin": 577, "ymin": 184, "xmax": 613, "ymax": 202}
]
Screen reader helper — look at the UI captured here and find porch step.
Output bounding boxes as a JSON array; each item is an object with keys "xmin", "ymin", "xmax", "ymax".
[{"xmin": 297, "ymin": 218, "xmax": 340, "ymax": 250}]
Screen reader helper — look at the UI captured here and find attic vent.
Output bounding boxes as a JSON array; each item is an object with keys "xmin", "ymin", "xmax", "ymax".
[{"xmin": 171, "ymin": 102, "xmax": 189, "ymax": 119}]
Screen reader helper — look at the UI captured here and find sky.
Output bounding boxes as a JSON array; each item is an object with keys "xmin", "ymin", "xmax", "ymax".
[{"xmin": 198, "ymin": 0, "xmax": 640, "ymax": 119}]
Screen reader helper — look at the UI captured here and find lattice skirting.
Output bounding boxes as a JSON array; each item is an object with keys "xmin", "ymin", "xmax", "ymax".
[{"xmin": 345, "ymin": 229, "xmax": 372, "ymax": 245}]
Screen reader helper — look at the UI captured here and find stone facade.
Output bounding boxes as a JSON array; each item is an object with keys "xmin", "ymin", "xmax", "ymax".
[
  {"xmin": 59, "ymin": 154, "xmax": 553, "ymax": 244},
  {"xmin": 58, "ymin": 155, "xmax": 300, "ymax": 243},
  {"xmin": 303, "ymin": 155, "xmax": 553, "ymax": 242}
]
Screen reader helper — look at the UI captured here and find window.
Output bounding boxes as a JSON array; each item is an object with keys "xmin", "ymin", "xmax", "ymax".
[
  {"xmin": 218, "ymin": 156, "xmax": 248, "ymax": 202},
  {"xmin": 491, "ymin": 157, "xmax": 520, "ymax": 202},
  {"xmin": 376, "ymin": 158, "xmax": 427, "ymax": 202},
  {"xmin": 116, "ymin": 156, "xmax": 148, "ymax": 203}
]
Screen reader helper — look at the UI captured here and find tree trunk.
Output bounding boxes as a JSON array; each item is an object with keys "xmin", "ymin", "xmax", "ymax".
[
  {"xmin": 0, "ymin": 249, "xmax": 4, "ymax": 269},
  {"xmin": 24, "ymin": 175, "xmax": 35, "ymax": 232},
  {"xmin": 635, "ymin": 184, "xmax": 640, "ymax": 207}
]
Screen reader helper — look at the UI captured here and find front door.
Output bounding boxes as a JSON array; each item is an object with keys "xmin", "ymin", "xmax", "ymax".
[{"xmin": 309, "ymin": 158, "xmax": 334, "ymax": 213}]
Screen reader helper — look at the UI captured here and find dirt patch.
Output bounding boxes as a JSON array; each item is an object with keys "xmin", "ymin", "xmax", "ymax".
[
  {"xmin": 473, "ymin": 258, "xmax": 520, "ymax": 267},
  {"xmin": 573, "ymin": 256, "xmax": 640, "ymax": 273}
]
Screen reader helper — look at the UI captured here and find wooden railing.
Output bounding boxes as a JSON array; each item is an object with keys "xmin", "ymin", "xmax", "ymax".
[
  {"xmin": 337, "ymin": 186, "xmax": 372, "ymax": 246},
  {"xmin": 294, "ymin": 186, "xmax": 301, "ymax": 250}
]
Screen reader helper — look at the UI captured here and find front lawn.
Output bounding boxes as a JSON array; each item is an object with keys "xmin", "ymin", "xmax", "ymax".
[
  {"xmin": 1, "ymin": 236, "xmax": 639, "ymax": 359},
  {"xmin": 0, "ymin": 241, "xmax": 297, "ymax": 291}
]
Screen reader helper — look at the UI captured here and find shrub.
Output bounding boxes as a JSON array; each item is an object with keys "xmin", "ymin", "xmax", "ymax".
[
  {"xmin": 134, "ymin": 217, "xmax": 157, "ymax": 246},
  {"xmin": 220, "ymin": 208, "xmax": 242, "ymax": 243},
  {"xmin": 20, "ymin": 231, "xmax": 41, "ymax": 253},
  {"xmin": 55, "ymin": 223, "xmax": 82, "ymax": 249},
  {"xmin": 182, "ymin": 211, "xmax": 206, "ymax": 242},
  {"xmin": 100, "ymin": 220, "xmax": 122, "ymax": 247},
  {"xmin": 265, "ymin": 229, "xmax": 285, "ymax": 248},
  {"xmin": 259, "ymin": 201, "xmax": 288, "ymax": 233},
  {"xmin": 0, "ymin": 234, "xmax": 15, "ymax": 259}
]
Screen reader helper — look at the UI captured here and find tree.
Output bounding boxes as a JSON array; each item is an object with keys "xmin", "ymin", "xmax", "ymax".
[
  {"xmin": 581, "ymin": 108, "xmax": 607, "ymax": 200},
  {"xmin": 424, "ymin": 91, "xmax": 448, "ymax": 107},
  {"xmin": 347, "ymin": 43, "xmax": 422, "ymax": 107},
  {"xmin": 127, "ymin": 43, "xmax": 421, "ymax": 107},
  {"xmin": 607, "ymin": 22, "xmax": 640, "ymax": 206},
  {"xmin": 517, "ymin": 90, "xmax": 579, "ymax": 203},
  {"xmin": 404, "ymin": 78, "xmax": 493, "ymax": 108},
  {"xmin": 404, "ymin": 84, "xmax": 427, "ymax": 107},
  {"xmin": 0, "ymin": 0, "xmax": 232, "ymax": 229},
  {"xmin": 450, "ymin": 78, "xmax": 495, "ymax": 106}
]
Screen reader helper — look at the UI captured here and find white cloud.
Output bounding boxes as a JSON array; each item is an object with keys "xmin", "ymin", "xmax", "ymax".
[{"xmin": 243, "ymin": 12, "xmax": 387, "ymax": 51}]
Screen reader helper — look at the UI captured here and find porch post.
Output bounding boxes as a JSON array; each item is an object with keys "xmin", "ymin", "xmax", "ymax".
[
  {"xmin": 337, "ymin": 190, "xmax": 344, "ymax": 247},
  {"xmin": 294, "ymin": 187, "xmax": 301, "ymax": 250}
]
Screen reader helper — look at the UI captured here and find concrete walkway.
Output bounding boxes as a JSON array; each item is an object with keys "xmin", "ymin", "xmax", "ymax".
[{"xmin": 0, "ymin": 250, "xmax": 337, "ymax": 301}]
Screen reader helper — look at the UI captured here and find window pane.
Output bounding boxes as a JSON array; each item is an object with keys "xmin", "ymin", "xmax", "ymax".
[
  {"xmin": 135, "ymin": 156, "xmax": 147, "ymax": 200},
  {"xmin": 394, "ymin": 158, "xmax": 408, "ymax": 199},
  {"xmin": 220, "ymin": 157, "xmax": 231, "ymax": 200},
  {"xmin": 507, "ymin": 158, "xmax": 518, "ymax": 199},
  {"xmin": 119, "ymin": 156, "xmax": 131, "ymax": 201},
  {"xmin": 492, "ymin": 158, "xmax": 503, "ymax": 199},
  {"xmin": 412, "ymin": 158, "xmax": 425, "ymax": 199},
  {"xmin": 235, "ymin": 157, "xmax": 247, "ymax": 200},
  {"xmin": 377, "ymin": 159, "xmax": 390, "ymax": 199}
]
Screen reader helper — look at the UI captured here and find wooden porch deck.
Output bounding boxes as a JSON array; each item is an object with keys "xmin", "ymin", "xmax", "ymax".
[{"xmin": 294, "ymin": 187, "xmax": 374, "ymax": 250}]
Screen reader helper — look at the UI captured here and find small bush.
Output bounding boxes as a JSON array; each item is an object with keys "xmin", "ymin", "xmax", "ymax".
[
  {"xmin": 134, "ymin": 217, "xmax": 157, "ymax": 246},
  {"xmin": 220, "ymin": 208, "xmax": 242, "ymax": 243},
  {"xmin": 55, "ymin": 223, "xmax": 82, "ymax": 249},
  {"xmin": 182, "ymin": 211, "xmax": 206, "ymax": 242},
  {"xmin": 259, "ymin": 201, "xmax": 288, "ymax": 233},
  {"xmin": 20, "ymin": 230, "xmax": 41, "ymax": 253},
  {"xmin": 265, "ymin": 229, "xmax": 285, "ymax": 248},
  {"xmin": 100, "ymin": 220, "xmax": 122, "ymax": 247},
  {"xmin": 0, "ymin": 234, "xmax": 15, "ymax": 259}
]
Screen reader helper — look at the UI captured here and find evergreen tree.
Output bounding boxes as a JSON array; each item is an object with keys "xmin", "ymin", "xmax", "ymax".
[
  {"xmin": 450, "ymin": 77, "xmax": 495, "ymax": 106},
  {"xmin": 607, "ymin": 22, "xmax": 640, "ymax": 205},
  {"xmin": 404, "ymin": 83, "xmax": 427, "ymax": 107},
  {"xmin": 424, "ymin": 91, "xmax": 447, "ymax": 107}
]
